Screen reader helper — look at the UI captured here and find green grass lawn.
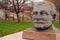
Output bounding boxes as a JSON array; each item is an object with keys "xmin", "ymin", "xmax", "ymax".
[
  {"xmin": 0, "ymin": 22, "xmax": 33, "ymax": 37},
  {"xmin": 54, "ymin": 20, "xmax": 60, "ymax": 29},
  {"xmin": 0, "ymin": 20, "xmax": 60, "ymax": 37}
]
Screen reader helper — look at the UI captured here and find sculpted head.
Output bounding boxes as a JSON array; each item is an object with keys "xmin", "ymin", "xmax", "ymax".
[{"xmin": 32, "ymin": 1, "xmax": 56, "ymax": 30}]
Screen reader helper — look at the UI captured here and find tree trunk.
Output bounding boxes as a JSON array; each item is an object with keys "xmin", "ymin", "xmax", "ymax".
[
  {"xmin": 59, "ymin": 11, "xmax": 60, "ymax": 21},
  {"xmin": 16, "ymin": 13, "xmax": 20, "ymax": 22},
  {"xmin": 59, "ymin": 6, "xmax": 60, "ymax": 21},
  {"xmin": 22, "ymin": 15, "xmax": 24, "ymax": 22},
  {"xmin": 5, "ymin": 12, "xmax": 8, "ymax": 21},
  {"xmin": 13, "ymin": 15, "xmax": 15, "ymax": 21}
]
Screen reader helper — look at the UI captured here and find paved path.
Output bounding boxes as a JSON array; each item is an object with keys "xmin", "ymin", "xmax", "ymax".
[
  {"xmin": 54, "ymin": 27, "xmax": 60, "ymax": 40},
  {"xmin": 0, "ymin": 31, "xmax": 26, "ymax": 40},
  {"xmin": 0, "ymin": 27, "xmax": 60, "ymax": 40}
]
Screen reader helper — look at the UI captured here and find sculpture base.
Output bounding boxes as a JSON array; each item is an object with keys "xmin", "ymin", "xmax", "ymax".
[{"xmin": 22, "ymin": 30, "xmax": 56, "ymax": 40}]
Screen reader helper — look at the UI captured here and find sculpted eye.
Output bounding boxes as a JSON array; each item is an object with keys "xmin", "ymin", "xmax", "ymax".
[
  {"xmin": 40, "ymin": 11, "xmax": 43, "ymax": 15},
  {"xmin": 44, "ymin": 12, "xmax": 48, "ymax": 15},
  {"xmin": 45, "ymin": 12, "xmax": 48, "ymax": 15},
  {"xmin": 33, "ymin": 11, "xmax": 38, "ymax": 15},
  {"xmin": 40, "ymin": 11, "xmax": 48, "ymax": 15}
]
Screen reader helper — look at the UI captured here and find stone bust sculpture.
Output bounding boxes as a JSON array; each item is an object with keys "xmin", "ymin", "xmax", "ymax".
[
  {"xmin": 23, "ymin": 1, "xmax": 60, "ymax": 40},
  {"xmin": 32, "ymin": 1, "xmax": 57, "ymax": 31}
]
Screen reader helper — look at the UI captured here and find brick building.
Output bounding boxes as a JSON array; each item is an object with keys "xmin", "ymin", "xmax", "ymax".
[{"xmin": 46, "ymin": 0, "xmax": 59, "ymax": 20}]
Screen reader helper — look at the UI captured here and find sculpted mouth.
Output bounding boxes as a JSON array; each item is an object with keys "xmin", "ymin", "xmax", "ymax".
[{"xmin": 34, "ymin": 22, "xmax": 45, "ymax": 24}]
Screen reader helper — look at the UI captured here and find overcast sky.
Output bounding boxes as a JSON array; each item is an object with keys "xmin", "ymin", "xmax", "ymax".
[
  {"xmin": 0, "ymin": 0, "xmax": 45, "ymax": 2},
  {"xmin": 31, "ymin": 0, "xmax": 44, "ymax": 2},
  {"xmin": 0, "ymin": 0, "xmax": 44, "ymax": 2},
  {"xmin": 0, "ymin": 0, "xmax": 2, "ymax": 1}
]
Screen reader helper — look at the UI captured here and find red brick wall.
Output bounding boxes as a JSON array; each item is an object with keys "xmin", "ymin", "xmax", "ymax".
[{"xmin": 46, "ymin": 0, "xmax": 59, "ymax": 20}]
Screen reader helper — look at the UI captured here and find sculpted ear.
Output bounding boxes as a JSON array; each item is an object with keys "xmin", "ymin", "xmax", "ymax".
[
  {"xmin": 49, "ymin": 2, "xmax": 57, "ymax": 20},
  {"xmin": 52, "ymin": 14, "xmax": 56, "ymax": 20},
  {"xmin": 50, "ymin": 9, "xmax": 57, "ymax": 20},
  {"xmin": 50, "ymin": 10, "xmax": 56, "ymax": 23},
  {"xmin": 51, "ymin": 13, "xmax": 56, "ymax": 23}
]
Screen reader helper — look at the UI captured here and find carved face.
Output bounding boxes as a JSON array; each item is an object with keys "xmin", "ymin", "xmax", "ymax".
[
  {"xmin": 32, "ymin": 1, "xmax": 56, "ymax": 30},
  {"xmin": 32, "ymin": 10, "xmax": 55, "ymax": 30}
]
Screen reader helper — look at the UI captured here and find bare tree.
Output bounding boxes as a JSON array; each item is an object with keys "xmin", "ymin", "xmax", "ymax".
[
  {"xmin": 8, "ymin": 0, "xmax": 25, "ymax": 22},
  {"xmin": 3, "ymin": 0, "xmax": 9, "ymax": 21}
]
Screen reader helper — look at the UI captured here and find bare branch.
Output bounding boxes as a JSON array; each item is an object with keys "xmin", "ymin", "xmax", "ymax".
[
  {"xmin": 19, "ymin": 0, "xmax": 25, "ymax": 10},
  {"xmin": 12, "ymin": 0, "xmax": 17, "ymax": 12},
  {"xmin": 19, "ymin": 0, "xmax": 22, "ymax": 4}
]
